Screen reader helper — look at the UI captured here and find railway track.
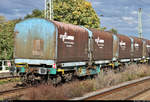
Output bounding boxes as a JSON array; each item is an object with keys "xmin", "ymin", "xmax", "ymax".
[
  {"xmin": 125, "ymin": 86, "xmax": 150, "ymax": 100},
  {"xmin": 0, "ymin": 86, "xmax": 30, "ymax": 100},
  {"xmin": 0, "ymin": 76, "xmax": 19, "ymax": 80},
  {"xmin": 71, "ymin": 76, "xmax": 150, "ymax": 100}
]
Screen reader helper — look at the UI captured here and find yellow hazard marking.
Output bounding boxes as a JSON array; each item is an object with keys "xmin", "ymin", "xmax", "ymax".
[
  {"xmin": 140, "ymin": 60, "xmax": 146, "ymax": 63},
  {"xmin": 118, "ymin": 63, "xmax": 121, "ymax": 66},
  {"xmin": 57, "ymin": 69, "xmax": 64, "ymax": 75},
  {"xmin": 79, "ymin": 67, "xmax": 82, "ymax": 73},
  {"xmin": 109, "ymin": 63, "xmax": 114, "ymax": 68},
  {"xmin": 15, "ymin": 63, "xmax": 29, "ymax": 70}
]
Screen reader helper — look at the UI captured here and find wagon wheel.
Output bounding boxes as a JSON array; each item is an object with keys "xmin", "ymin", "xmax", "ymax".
[
  {"xmin": 20, "ymin": 75, "xmax": 25, "ymax": 82},
  {"xmin": 52, "ymin": 75, "xmax": 62, "ymax": 86},
  {"xmin": 46, "ymin": 77, "xmax": 53, "ymax": 85},
  {"xmin": 26, "ymin": 72, "xmax": 36, "ymax": 86}
]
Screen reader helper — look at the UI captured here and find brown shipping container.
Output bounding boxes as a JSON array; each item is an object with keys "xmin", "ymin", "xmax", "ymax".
[
  {"xmin": 117, "ymin": 34, "xmax": 131, "ymax": 59},
  {"xmin": 144, "ymin": 39, "xmax": 150, "ymax": 57},
  {"xmin": 53, "ymin": 21, "xmax": 89, "ymax": 63},
  {"xmin": 90, "ymin": 29, "xmax": 113, "ymax": 61},
  {"xmin": 130, "ymin": 36, "xmax": 143, "ymax": 58}
]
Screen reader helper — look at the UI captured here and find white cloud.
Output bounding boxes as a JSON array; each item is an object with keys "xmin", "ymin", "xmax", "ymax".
[
  {"xmin": 124, "ymin": 6, "xmax": 129, "ymax": 9},
  {"xmin": 13, "ymin": 9, "xmax": 20, "ymax": 12},
  {"xmin": 0, "ymin": 13, "xmax": 5, "ymax": 16},
  {"xmin": 131, "ymin": 11, "xmax": 138, "ymax": 15},
  {"xmin": 122, "ymin": 17, "xmax": 133, "ymax": 21},
  {"xmin": 122, "ymin": 16, "xmax": 137, "ymax": 24}
]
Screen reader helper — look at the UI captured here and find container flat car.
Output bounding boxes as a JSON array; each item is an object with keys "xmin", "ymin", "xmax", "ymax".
[{"xmin": 13, "ymin": 18, "xmax": 150, "ymax": 85}]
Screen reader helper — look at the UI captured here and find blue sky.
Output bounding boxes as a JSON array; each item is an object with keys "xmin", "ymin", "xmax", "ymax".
[{"xmin": 0, "ymin": 0, "xmax": 150, "ymax": 39}]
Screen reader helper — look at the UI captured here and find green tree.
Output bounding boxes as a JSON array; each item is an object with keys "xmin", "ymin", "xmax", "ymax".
[
  {"xmin": 0, "ymin": 15, "xmax": 6, "ymax": 23},
  {"xmin": 24, "ymin": 0, "xmax": 100, "ymax": 29},
  {"xmin": 0, "ymin": 19, "xmax": 21, "ymax": 59},
  {"xmin": 109, "ymin": 28, "xmax": 118, "ymax": 34},
  {"xmin": 101, "ymin": 27, "xmax": 107, "ymax": 31},
  {"xmin": 24, "ymin": 9, "xmax": 44, "ymax": 19}
]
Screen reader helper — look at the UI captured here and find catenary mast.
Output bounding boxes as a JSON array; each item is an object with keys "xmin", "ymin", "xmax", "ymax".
[
  {"xmin": 45, "ymin": 0, "xmax": 53, "ymax": 20},
  {"xmin": 138, "ymin": 8, "xmax": 142, "ymax": 38}
]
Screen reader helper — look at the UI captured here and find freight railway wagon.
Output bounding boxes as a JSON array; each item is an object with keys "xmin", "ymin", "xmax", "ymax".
[{"xmin": 14, "ymin": 18, "xmax": 150, "ymax": 84}]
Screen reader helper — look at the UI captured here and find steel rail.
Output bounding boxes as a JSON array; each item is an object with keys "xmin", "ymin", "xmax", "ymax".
[
  {"xmin": 124, "ymin": 87, "xmax": 150, "ymax": 100},
  {"xmin": 71, "ymin": 76, "xmax": 150, "ymax": 100},
  {"xmin": 0, "ymin": 86, "xmax": 31, "ymax": 100},
  {"xmin": 0, "ymin": 87, "xmax": 27, "ymax": 96},
  {"xmin": 0, "ymin": 76, "xmax": 19, "ymax": 80}
]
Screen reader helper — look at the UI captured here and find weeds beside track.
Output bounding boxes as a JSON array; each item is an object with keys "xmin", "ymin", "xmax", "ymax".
[{"xmin": 8, "ymin": 64, "xmax": 150, "ymax": 100}]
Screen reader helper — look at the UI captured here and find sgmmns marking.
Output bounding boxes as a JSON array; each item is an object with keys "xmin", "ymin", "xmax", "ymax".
[
  {"xmin": 60, "ymin": 32, "xmax": 74, "ymax": 42},
  {"xmin": 95, "ymin": 37, "xmax": 104, "ymax": 49},
  {"xmin": 59, "ymin": 32, "xmax": 75, "ymax": 47}
]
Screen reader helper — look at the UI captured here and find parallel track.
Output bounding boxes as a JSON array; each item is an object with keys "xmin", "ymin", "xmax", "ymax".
[
  {"xmin": 0, "ymin": 87, "xmax": 27, "ymax": 96},
  {"xmin": 0, "ymin": 86, "xmax": 30, "ymax": 100},
  {"xmin": 0, "ymin": 76, "xmax": 19, "ymax": 80},
  {"xmin": 71, "ymin": 76, "xmax": 150, "ymax": 100},
  {"xmin": 124, "ymin": 87, "xmax": 150, "ymax": 100}
]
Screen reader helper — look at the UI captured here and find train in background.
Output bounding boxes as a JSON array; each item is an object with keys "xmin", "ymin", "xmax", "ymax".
[{"xmin": 13, "ymin": 18, "xmax": 150, "ymax": 85}]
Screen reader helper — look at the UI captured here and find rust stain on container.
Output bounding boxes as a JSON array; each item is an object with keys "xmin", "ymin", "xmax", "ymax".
[
  {"xmin": 52, "ymin": 21, "xmax": 89, "ymax": 63},
  {"xmin": 32, "ymin": 39, "xmax": 44, "ymax": 56},
  {"xmin": 14, "ymin": 18, "xmax": 57, "ymax": 60},
  {"xmin": 89, "ymin": 29, "xmax": 113, "ymax": 60},
  {"xmin": 112, "ymin": 34, "xmax": 119, "ymax": 60},
  {"xmin": 117, "ymin": 34, "xmax": 131, "ymax": 59},
  {"xmin": 130, "ymin": 36, "xmax": 143, "ymax": 58},
  {"xmin": 146, "ymin": 40, "xmax": 150, "ymax": 57},
  {"xmin": 142, "ymin": 38, "xmax": 150, "ymax": 57}
]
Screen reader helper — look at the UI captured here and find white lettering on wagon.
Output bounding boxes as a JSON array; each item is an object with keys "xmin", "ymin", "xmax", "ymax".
[
  {"xmin": 95, "ymin": 37, "xmax": 104, "ymax": 49},
  {"xmin": 59, "ymin": 32, "xmax": 75, "ymax": 47},
  {"xmin": 119, "ymin": 41, "xmax": 126, "ymax": 50},
  {"xmin": 146, "ymin": 45, "xmax": 150, "ymax": 48},
  {"xmin": 134, "ymin": 43, "xmax": 139, "ymax": 51},
  {"xmin": 134, "ymin": 43, "xmax": 139, "ymax": 47},
  {"xmin": 120, "ymin": 41, "xmax": 126, "ymax": 46}
]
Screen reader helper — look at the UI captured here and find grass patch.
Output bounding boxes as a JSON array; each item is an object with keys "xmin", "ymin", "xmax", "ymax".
[{"xmin": 0, "ymin": 78, "xmax": 20, "ymax": 85}]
